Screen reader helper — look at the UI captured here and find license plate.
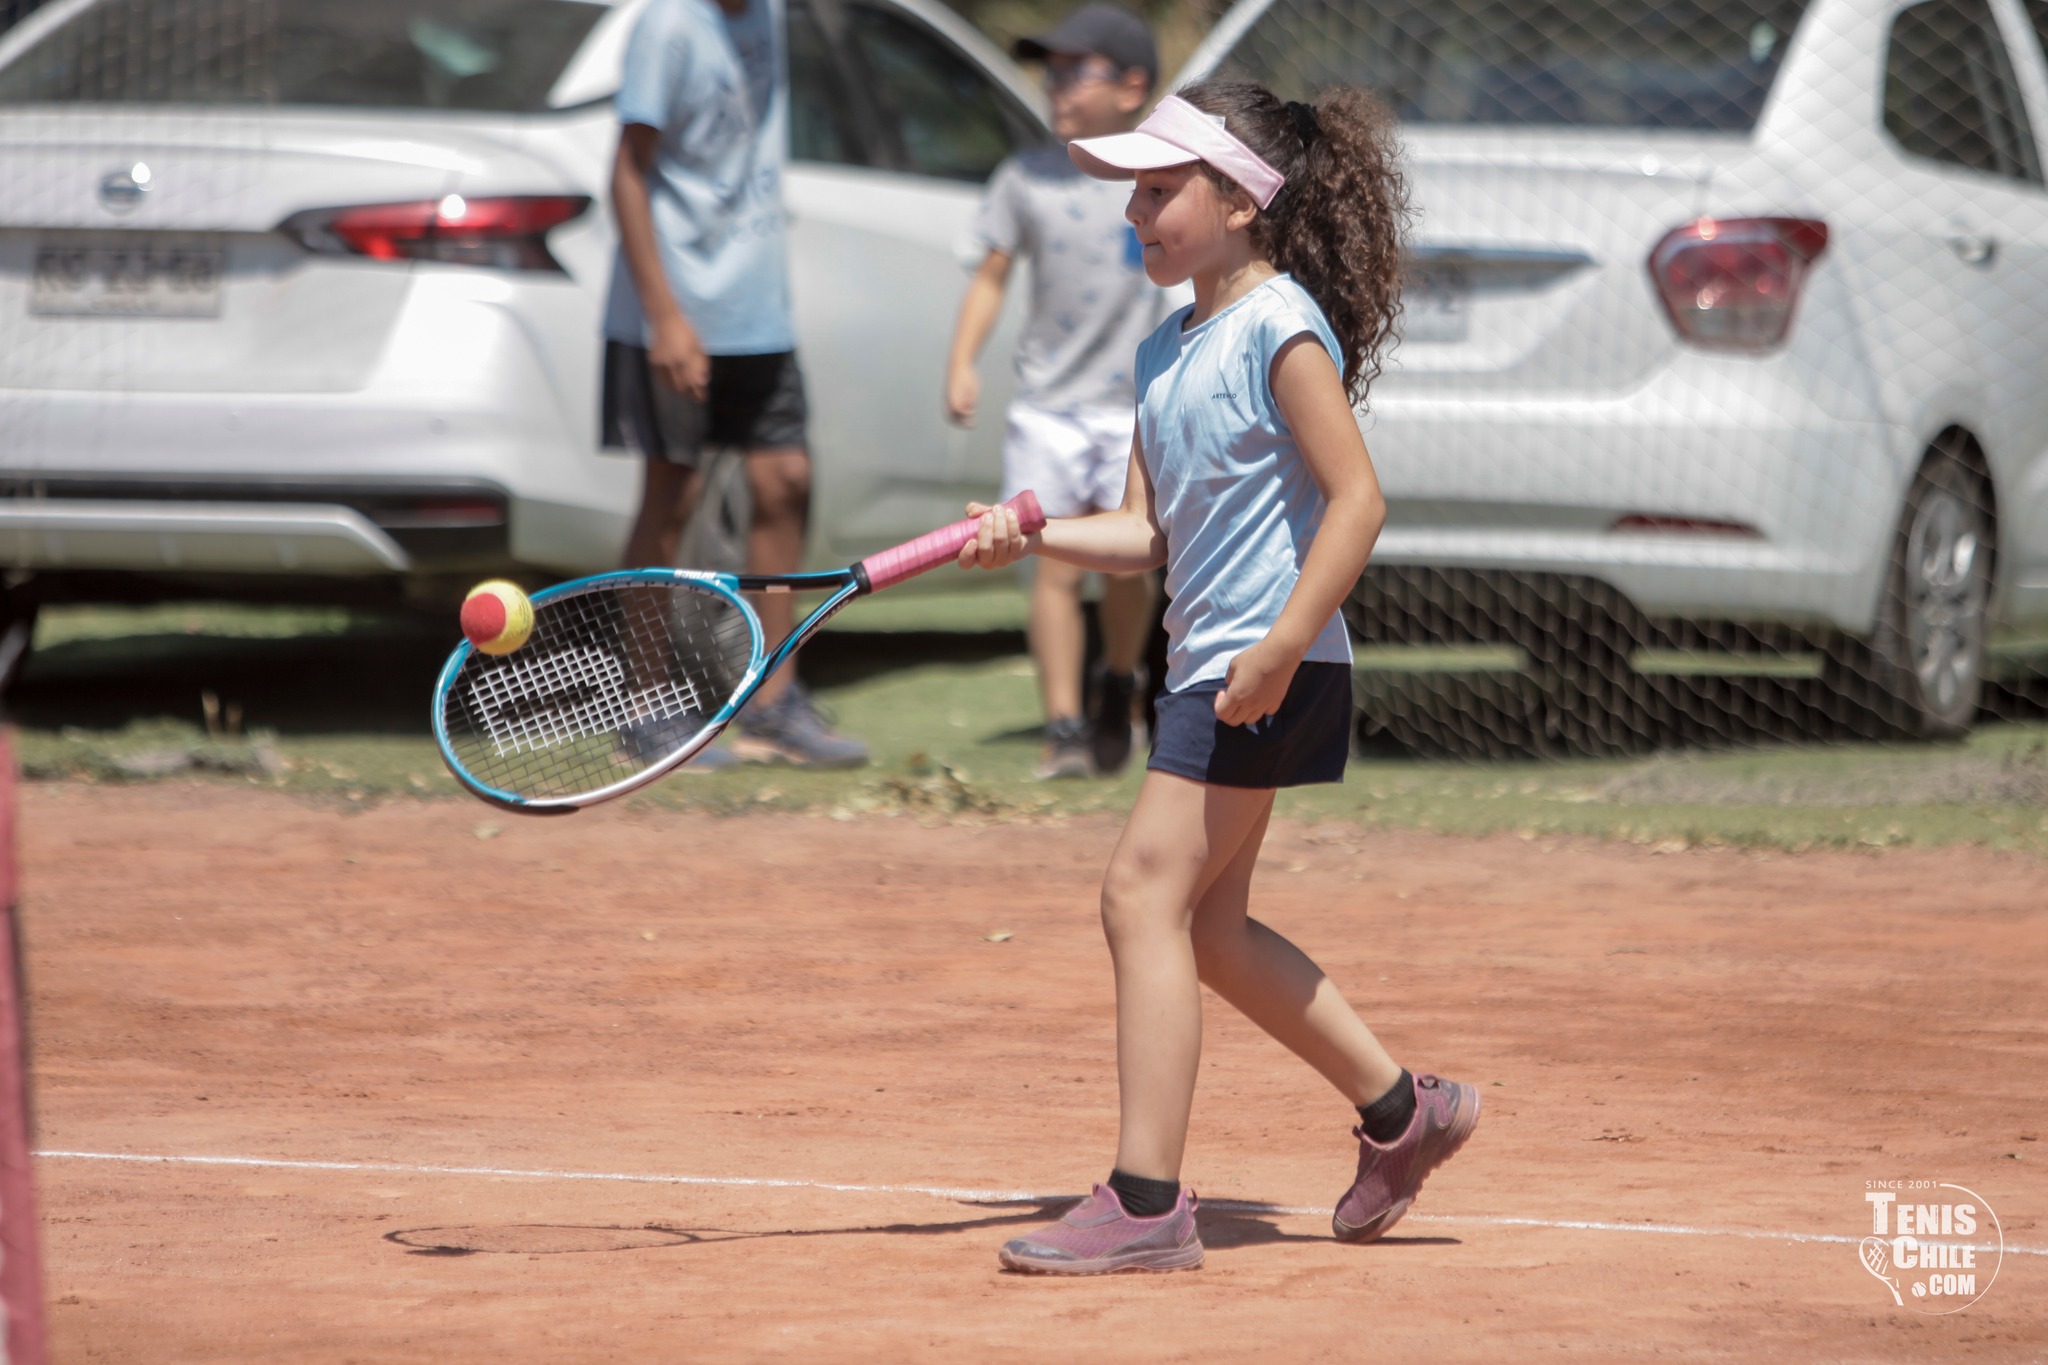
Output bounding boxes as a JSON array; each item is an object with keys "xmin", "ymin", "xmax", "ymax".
[
  {"xmin": 1402, "ymin": 263, "xmax": 1469, "ymax": 344},
  {"xmin": 31, "ymin": 241, "xmax": 223, "ymax": 318}
]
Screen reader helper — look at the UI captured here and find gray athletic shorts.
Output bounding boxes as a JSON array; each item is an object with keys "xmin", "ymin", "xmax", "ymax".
[{"xmin": 601, "ymin": 343, "xmax": 808, "ymax": 468}]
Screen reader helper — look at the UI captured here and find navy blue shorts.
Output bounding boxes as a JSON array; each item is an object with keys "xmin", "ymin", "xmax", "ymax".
[{"xmin": 1147, "ymin": 662, "xmax": 1352, "ymax": 789}]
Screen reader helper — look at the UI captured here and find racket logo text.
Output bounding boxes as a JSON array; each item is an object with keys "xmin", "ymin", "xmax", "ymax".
[{"xmin": 465, "ymin": 647, "xmax": 703, "ymax": 756}]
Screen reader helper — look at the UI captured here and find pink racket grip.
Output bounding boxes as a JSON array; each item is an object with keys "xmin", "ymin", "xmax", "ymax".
[{"xmin": 858, "ymin": 490, "xmax": 1046, "ymax": 592}]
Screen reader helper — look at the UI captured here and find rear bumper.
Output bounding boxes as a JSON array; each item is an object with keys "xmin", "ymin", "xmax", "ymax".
[
  {"xmin": 1369, "ymin": 522, "xmax": 1874, "ymax": 632},
  {"xmin": 0, "ymin": 269, "xmax": 637, "ymax": 581},
  {"xmin": 0, "ymin": 387, "xmax": 635, "ymax": 581},
  {"xmin": 0, "ymin": 498, "xmax": 409, "ymax": 573},
  {"xmin": 1365, "ymin": 357, "xmax": 1906, "ymax": 635}
]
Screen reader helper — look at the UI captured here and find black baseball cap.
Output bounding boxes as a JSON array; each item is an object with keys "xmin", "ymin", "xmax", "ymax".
[{"xmin": 1013, "ymin": 4, "xmax": 1158, "ymax": 85}]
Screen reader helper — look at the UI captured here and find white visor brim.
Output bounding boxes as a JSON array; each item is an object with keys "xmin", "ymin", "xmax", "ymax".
[
  {"xmin": 1068, "ymin": 129, "xmax": 1202, "ymax": 181},
  {"xmin": 1065, "ymin": 95, "xmax": 1287, "ymax": 209}
]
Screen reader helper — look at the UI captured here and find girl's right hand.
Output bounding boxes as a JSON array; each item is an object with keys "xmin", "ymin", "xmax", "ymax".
[{"xmin": 956, "ymin": 501, "xmax": 1032, "ymax": 570}]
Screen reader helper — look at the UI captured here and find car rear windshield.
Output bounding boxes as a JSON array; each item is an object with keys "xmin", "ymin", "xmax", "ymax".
[
  {"xmin": 0, "ymin": 0, "xmax": 603, "ymax": 112},
  {"xmin": 1218, "ymin": 0, "xmax": 1812, "ymax": 132}
]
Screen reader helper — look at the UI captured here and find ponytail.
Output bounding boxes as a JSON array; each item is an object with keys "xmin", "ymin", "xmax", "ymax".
[{"xmin": 1177, "ymin": 80, "xmax": 1409, "ymax": 405}]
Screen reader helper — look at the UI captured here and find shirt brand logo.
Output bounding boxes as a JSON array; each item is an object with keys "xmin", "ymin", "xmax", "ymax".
[{"xmin": 1212, "ymin": 389, "xmax": 1238, "ymax": 403}]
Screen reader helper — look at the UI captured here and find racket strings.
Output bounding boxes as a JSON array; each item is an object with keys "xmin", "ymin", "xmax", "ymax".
[{"xmin": 440, "ymin": 581, "xmax": 756, "ymax": 800}]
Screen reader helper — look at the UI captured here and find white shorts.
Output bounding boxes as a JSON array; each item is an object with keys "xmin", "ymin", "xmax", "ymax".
[{"xmin": 999, "ymin": 401, "xmax": 1135, "ymax": 520}]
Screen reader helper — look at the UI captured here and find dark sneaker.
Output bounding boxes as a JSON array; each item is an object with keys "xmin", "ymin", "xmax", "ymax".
[
  {"xmin": 999, "ymin": 1184, "xmax": 1203, "ymax": 1275},
  {"xmin": 616, "ymin": 713, "xmax": 731, "ymax": 769},
  {"xmin": 1089, "ymin": 666, "xmax": 1146, "ymax": 775},
  {"xmin": 1034, "ymin": 715, "xmax": 1093, "ymax": 780},
  {"xmin": 1332, "ymin": 1073, "xmax": 1481, "ymax": 1244},
  {"xmin": 732, "ymin": 681, "xmax": 869, "ymax": 769}
]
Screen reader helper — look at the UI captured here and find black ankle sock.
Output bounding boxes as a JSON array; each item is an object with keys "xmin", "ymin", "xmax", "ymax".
[
  {"xmin": 1107, "ymin": 1168, "xmax": 1181, "ymax": 1219},
  {"xmin": 1356, "ymin": 1069, "xmax": 1416, "ymax": 1144}
]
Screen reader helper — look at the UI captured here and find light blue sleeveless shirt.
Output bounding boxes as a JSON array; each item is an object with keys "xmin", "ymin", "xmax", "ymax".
[{"xmin": 1135, "ymin": 274, "xmax": 1355, "ymax": 692}]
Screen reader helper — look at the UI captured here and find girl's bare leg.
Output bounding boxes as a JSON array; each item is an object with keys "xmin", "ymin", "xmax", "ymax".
[
  {"xmin": 1101, "ymin": 771, "xmax": 1276, "ymax": 1181},
  {"xmin": 1190, "ymin": 800, "xmax": 1405, "ymax": 1107}
]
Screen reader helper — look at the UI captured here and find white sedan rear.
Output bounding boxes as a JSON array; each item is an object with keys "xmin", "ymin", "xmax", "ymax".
[
  {"xmin": 0, "ymin": 0, "xmax": 1043, "ymax": 613},
  {"xmin": 1184, "ymin": 0, "xmax": 2048, "ymax": 742}
]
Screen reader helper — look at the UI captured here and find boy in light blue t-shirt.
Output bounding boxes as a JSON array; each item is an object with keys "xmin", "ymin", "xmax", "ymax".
[{"xmin": 604, "ymin": 0, "xmax": 864, "ymax": 770}]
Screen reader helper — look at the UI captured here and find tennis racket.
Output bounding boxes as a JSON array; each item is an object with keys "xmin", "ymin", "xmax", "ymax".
[{"xmin": 432, "ymin": 491, "xmax": 1044, "ymax": 813}]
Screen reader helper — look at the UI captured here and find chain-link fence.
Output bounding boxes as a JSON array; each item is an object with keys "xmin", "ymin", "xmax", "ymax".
[
  {"xmin": 1, "ymin": 0, "xmax": 2046, "ymax": 760},
  {"xmin": 1193, "ymin": 0, "xmax": 2048, "ymax": 755}
]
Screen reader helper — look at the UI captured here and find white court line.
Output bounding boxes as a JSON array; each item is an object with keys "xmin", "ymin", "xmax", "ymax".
[{"xmin": 38, "ymin": 1150, "xmax": 2044, "ymax": 1259}]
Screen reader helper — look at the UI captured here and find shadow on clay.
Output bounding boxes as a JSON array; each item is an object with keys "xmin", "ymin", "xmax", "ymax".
[{"xmin": 385, "ymin": 1198, "xmax": 1459, "ymax": 1258}]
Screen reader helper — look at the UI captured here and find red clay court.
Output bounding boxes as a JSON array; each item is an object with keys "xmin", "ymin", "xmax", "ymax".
[{"xmin": 21, "ymin": 785, "xmax": 2045, "ymax": 1361}]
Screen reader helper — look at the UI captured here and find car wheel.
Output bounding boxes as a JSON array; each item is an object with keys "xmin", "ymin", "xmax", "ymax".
[{"xmin": 1830, "ymin": 446, "xmax": 1991, "ymax": 740}]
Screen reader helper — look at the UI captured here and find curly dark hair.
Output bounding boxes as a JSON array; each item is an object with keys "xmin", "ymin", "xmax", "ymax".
[{"xmin": 1177, "ymin": 80, "xmax": 1409, "ymax": 405}]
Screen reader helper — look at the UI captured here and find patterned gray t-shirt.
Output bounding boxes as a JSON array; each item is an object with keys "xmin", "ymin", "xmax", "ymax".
[{"xmin": 975, "ymin": 144, "xmax": 1175, "ymax": 414}]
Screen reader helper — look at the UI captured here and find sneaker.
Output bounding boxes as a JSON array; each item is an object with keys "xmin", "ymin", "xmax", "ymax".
[
  {"xmin": 998, "ymin": 1184, "xmax": 1203, "ymax": 1275},
  {"xmin": 1332, "ymin": 1073, "xmax": 1481, "ymax": 1244},
  {"xmin": 732, "ymin": 681, "xmax": 869, "ymax": 769},
  {"xmin": 1089, "ymin": 666, "xmax": 1146, "ymax": 775},
  {"xmin": 1034, "ymin": 715, "xmax": 1093, "ymax": 780}
]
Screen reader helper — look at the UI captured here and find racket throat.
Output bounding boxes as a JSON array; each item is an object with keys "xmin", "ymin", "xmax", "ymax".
[{"xmin": 733, "ymin": 568, "xmax": 871, "ymax": 596}]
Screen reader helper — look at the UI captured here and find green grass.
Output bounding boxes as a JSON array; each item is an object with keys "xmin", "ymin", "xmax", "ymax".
[
  {"xmin": 11, "ymin": 602, "xmax": 2048, "ymax": 856},
  {"xmin": 821, "ymin": 583, "xmax": 1030, "ymax": 634},
  {"xmin": 1629, "ymin": 648, "xmax": 1825, "ymax": 679},
  {"xmin": 1352, "ymin": 644, "xmax": 1524, "ymax": 674},
  {"xmin": 33, "ymin": 603, "xmax": 355, "ymax": 648}
]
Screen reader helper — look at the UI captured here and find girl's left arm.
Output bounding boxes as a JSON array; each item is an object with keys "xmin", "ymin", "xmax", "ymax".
[{"xmin": 1214, "ymin": 335, "xmax": 1387, "ymax": 726}]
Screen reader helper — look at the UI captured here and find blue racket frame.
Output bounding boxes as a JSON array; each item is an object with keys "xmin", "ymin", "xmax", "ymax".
[{"xmin": 432, "ymin": 566, "xmax": 866, "ymax": 813}]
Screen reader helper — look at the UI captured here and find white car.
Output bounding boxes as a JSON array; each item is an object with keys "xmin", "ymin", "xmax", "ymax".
[
  {"xmin": 0, "ymin": 0, "xmax": 1042, "ymax": 636},
  {"xmin": 1182, "ymin": 0, "xmax": 2048, "ymax": 746}
]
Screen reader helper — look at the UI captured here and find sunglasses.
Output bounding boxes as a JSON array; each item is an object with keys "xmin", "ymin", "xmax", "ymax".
[{"xmin": 1045, "ymin": 59, "xmax": 1125, "ymax": 91}]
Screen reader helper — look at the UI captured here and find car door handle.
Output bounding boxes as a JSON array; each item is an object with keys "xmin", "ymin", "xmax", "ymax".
[{"xmin": 1947, "ymin": 231, "xmax": 1998, "ymax": 266}]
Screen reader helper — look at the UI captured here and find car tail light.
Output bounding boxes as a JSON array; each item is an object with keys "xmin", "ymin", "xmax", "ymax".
[
  {"xmin": 280, "ymin": 194, "xmax": 590, "ymax": 272},
  {"xmin": 1648, "ymin": 217, "xmax": 1828, "ymax": 352}
]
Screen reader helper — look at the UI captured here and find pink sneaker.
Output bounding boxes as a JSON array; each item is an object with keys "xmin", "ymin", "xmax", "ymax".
[
  {"xmin": 998, "ymin": 1184, "xmax": 1204, "ymax": 1275},
  {"xmin": 1332, "ymin": 1073, "xmax": 1480, "ymax": 1244}
]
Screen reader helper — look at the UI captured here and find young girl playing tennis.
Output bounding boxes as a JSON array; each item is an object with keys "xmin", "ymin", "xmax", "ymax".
[{"xmin": 958, "ymin": 79, "xmax": 1479, "ymax": 1274}]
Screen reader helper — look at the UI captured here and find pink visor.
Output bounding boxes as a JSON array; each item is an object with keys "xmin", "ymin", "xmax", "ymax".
[{"xmin": 1068, "ymin": 95, "xmax": 1286, "ymax": 209}]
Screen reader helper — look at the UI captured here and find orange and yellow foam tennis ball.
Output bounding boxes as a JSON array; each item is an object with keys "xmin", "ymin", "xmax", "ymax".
[{"xmin": 460, "ymin": 580, "xmax": 534, "ymax": 656}]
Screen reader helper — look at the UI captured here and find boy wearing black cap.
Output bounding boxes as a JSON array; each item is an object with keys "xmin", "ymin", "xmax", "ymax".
[{"xmin": 944, "ymin": 4, "xmax": 1173, "ymax": 780}]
